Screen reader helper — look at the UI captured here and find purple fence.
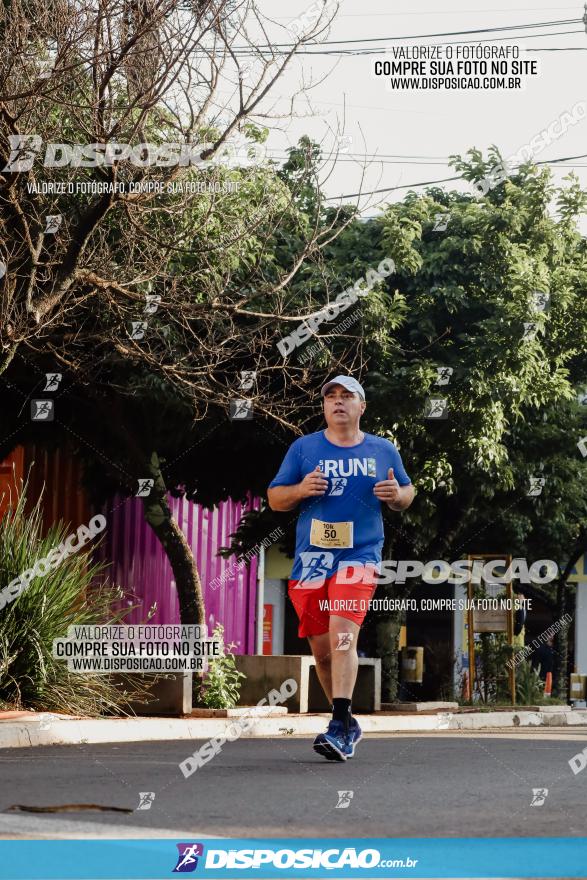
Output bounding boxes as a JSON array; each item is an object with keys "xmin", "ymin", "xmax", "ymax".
[
  {"xmin": 2, "ymin": 445, "xmax": 260, "ymax": 654},
  {"xmin": 98, "ymin": 493, "xmax": 261, "ymax": 655}
]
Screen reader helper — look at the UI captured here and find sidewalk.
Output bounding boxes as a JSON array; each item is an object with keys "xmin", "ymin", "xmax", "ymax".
[{"xmin": 2, "ymin": 706, "xmax": 587, "ymax": 748}]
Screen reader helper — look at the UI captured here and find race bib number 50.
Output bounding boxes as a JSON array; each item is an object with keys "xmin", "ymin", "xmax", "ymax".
[{"xmin": 310, "ymin": 519, "xmax": 354, "ymax": 549}]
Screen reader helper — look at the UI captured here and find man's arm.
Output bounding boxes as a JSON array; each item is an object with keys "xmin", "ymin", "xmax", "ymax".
[
  {"xmin": 267, "ymin": 466, "xmax": 328, "ymax": 512},
  {"xmin": 267, "ymin": 484, "xmax": 302, "ymax": 512},
  {"xmin": 386, "ymin": 482, "xmax": 415, "ymax": 512}
]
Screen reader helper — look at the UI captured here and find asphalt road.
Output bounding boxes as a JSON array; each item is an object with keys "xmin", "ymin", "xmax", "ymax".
[{"xmin": 1, "ymin": 730, "xmax": 586, "ymax": 839}]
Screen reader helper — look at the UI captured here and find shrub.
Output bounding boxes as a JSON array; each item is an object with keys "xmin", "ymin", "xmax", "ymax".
[
  {"xmin": 199, "ymin": 623, "xmax": 245, "ymax": 709},
  {"xmin": 515, "ymin": 659, "xmax": 546, "ymax": 705},
  {"xmin": 0, "ymin": 482, "xmax": 144, "ymax": 715}
]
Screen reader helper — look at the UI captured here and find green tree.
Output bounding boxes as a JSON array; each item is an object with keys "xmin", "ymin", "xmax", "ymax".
[
  {"xmin": 229, "ymin": 154, "xmax": 587, "ymax": 700},
  {"xmin": 0, "ymin": 0, "xmax": 349, "ymax": 655},
  {"xmin": 362, "ymin": 157, "xmax": 587, "ymax": 698}
]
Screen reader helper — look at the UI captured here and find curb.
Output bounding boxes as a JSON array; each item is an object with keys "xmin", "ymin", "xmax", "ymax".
[{"xmin": 1, "ymin": 708, "xmax": 587, "ymax": 748}]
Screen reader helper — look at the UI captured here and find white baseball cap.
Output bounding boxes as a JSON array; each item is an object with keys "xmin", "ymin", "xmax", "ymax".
[{"xmin": 320, "ymin": 375, "xmax": 366, "ymax": 400}]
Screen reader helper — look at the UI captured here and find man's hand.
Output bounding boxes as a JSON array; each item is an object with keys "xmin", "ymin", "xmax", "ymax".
[
  {"xmin": 373, "ymin": 467, "xmax": 400, "ymax": 504},
  {"xmin": 373, "ymin": 468, "xmax": 414, "ymax": 511},
  {"xmin": 298, "ymin": 465, "xmax": 328, "ymax": 499},
  {"xmin": 267, "ymin": 466, "xmax": 328, "ymax": 512}
]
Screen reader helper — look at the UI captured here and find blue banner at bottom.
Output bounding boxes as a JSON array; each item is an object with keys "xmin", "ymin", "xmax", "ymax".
[{"xmin": 0, "ymin": 838, "xmax": 586, "ymax": 879}]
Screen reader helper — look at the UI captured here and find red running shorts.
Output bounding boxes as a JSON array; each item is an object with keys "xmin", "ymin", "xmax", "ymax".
[{"xmin": 288, "ymin": 563, "xmax": 378, "ymax": 638}]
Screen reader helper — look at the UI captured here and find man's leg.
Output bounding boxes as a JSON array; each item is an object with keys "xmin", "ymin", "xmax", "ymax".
[
  {"xmin": 329, "ymin": 615, "xmax": 360, "ymax": 696},
  {"xmin": 308, "ymin": 632, "xmax": 332, "ymax": 703},
  {"xmin": 311, "ymin": 615, "xmax": 362, "ymax": 761},
  {"xmin": 312, "ymin": 570, "xmax": 375, "ymax": 760},
  {"xmin": 288, "ymin": 577, "xmax": 331, "ymax": 701}
]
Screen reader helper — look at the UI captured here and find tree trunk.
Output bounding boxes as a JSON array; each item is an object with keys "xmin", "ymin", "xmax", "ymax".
[
  {"xmin": 141, "ymin": 452, "xmax": 205, "ymax": 626},
  {"xmin": 552, "ymin": 531, "xmax": 587, "ymax": 700},
  {"xmin": 141, "ymin": 451, "xmax": 206, "ymax": 705},
  {"xmin": 375, "ymin": 601, "xmax": 402, "ymax": 703},
  {"xmin": 553, "ymin": 578, "xmax": 569, "ymax": 701},
  {"xmin": 373, "ymin": 533, "xmax": 403, "ymax": 703}
]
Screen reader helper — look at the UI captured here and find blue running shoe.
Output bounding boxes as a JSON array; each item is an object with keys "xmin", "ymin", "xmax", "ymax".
[
  {"xmin": 313, "ymin": 719, "xmax": 348, "ymax": 762},
  {"xmin": 343, "ymin": 717, "xmax": 362, "ymax": 759}
]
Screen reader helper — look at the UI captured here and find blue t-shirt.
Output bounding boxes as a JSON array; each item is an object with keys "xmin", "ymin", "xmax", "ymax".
[{"xmin": 268, "ymin": 430, "xmax": 411, "ymax": 582}]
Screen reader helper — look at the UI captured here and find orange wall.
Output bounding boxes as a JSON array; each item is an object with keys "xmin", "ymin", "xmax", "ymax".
[
  {"xmin": 0, "ymin": 445, "xmax": 92, "ymax": 532},
  {"xmin": 0, "ymin": 447, "xmax": 24, "ymax": 520}
]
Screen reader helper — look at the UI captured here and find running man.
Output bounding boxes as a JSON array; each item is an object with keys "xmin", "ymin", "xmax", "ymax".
[{"xmin": 267, "ymin": 375, "xmax": 414, "ymax": 761}]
